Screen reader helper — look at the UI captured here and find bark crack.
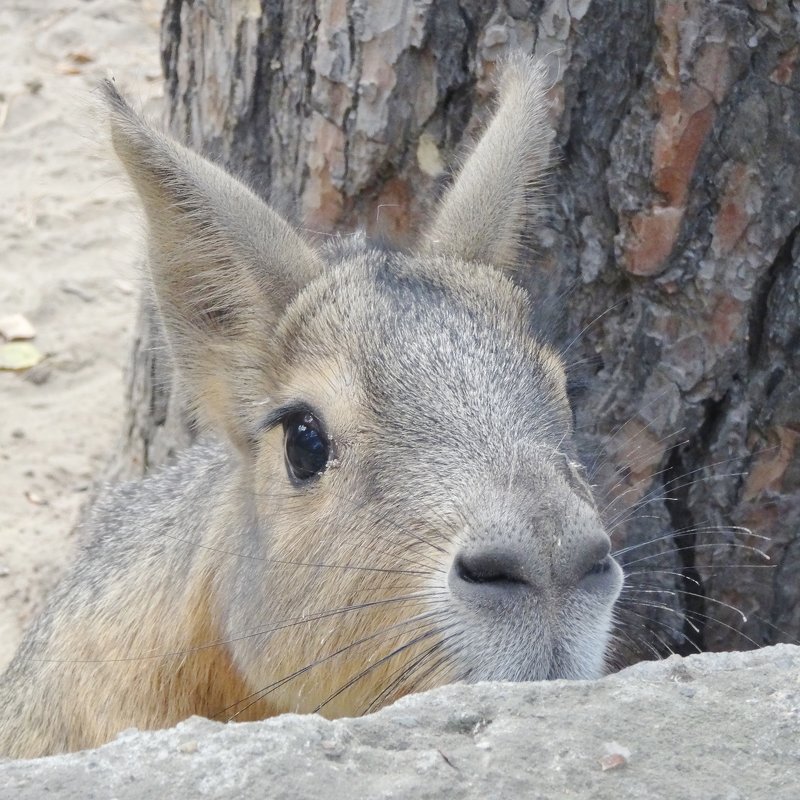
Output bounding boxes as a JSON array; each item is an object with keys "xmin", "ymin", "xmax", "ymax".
[
  {"xmin": 664, "ymin": 391, "xmax": 731, "ymax": 654},
  {"xmin": 747, "ymin": 222, "xmax": 800, "ymax": 367}
]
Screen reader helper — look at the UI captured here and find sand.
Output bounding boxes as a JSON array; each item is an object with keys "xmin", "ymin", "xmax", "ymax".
[{"xmin": 0, "ymin": 0, "xmax": 164, "ymax": 669}]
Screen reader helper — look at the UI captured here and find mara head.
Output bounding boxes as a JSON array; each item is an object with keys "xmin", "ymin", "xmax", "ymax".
[{"xmin": 105, "ymin": 55, "xmax": 623, "ymax": 718}]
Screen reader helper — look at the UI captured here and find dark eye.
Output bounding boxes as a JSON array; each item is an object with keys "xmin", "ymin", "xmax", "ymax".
[{"xmin": 284, "ymin": 412, "xmax": 329, "ymax": 481}]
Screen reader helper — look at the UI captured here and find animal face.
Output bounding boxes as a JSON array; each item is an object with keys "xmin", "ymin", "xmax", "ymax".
[{"xmin": 104, "ymin": 54, "xmax": 622, "ymax": 717}]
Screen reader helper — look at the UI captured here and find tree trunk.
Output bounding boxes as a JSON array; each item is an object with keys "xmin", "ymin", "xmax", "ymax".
[{"xmin": 113, "ymin": 0, "xmax": 800, "ymax": 661}]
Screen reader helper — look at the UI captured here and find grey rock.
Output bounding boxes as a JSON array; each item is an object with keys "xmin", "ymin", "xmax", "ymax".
[{"xmin": 1, "ymin": 645, "xmax": 798, "ymax": 799}]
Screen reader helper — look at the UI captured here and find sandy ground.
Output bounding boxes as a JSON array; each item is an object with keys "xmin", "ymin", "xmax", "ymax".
[{"xmin": 0, "ymin": 0, "xmax": 164, "ymax": 670}]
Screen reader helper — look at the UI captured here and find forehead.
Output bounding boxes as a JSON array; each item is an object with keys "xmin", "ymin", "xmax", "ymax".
[{"xmin": 275, "ymin": 244, "xmax": 570, "ymax": 442}]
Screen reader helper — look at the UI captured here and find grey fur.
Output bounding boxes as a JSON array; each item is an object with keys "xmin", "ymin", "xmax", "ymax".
[{"xmin": 0, "ymin": 56, "xmax": 622, "ymax": 758}]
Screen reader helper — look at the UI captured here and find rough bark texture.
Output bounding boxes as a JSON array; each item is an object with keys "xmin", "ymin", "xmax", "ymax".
[{"xmin": 113, "ymin": 0, "xmax": 800, "ymax": 659}]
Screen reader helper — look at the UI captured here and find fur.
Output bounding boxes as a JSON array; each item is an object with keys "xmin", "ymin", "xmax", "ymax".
[{"xmin": 0, "ymin": 56, "xmax": 622, "ymax": 758}]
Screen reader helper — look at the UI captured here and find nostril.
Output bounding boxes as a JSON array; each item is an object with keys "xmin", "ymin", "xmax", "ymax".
[
  {"xmin": 578, "ymin": 552, "xmax": 622, "ymax": 597},
  {"xmin": 453, "ymin": 550, "xmax": 528, "ymax": 587},
  {"xmin": 584, "ymin": 556, "xmax": 612, "ymax": 578}
]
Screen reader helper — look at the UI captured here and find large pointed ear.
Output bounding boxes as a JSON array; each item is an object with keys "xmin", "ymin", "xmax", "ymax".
[
  {"xmin": 422, "ymin": 55, "xmax": 552, "ymax": 270},
  {"xmin": 102, "ymin": 81, "xmax": 320, "ymax": 451}
]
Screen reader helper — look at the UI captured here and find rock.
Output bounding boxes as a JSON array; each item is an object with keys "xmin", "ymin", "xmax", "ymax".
[
  {"xmin": 0, "ymin": 645, "xmax": 797, "ymax": 798},
  {"xmin": 0, "ymin": 314, "xmax": 36, "ymax": 341}
]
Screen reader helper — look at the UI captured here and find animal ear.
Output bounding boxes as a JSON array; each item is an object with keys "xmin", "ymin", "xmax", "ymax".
[
  {"xmin": 422, "ymin": 55, "xmax": 552, "ymax": 271},
  {"xmin": 102, "ymin": 81, "xmax": 320, "ymax": 451}
]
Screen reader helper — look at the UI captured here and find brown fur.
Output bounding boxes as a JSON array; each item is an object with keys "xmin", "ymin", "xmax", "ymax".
[{"xmin": 0, "ymin": 55, "xmax": 623, "ymax": 758}]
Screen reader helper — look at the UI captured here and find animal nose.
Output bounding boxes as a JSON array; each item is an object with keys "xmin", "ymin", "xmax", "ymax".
[
  {"xmin": 452, "ymin": 549, "xmax": 532, "ymax": 589},
  {"xmin": 571, "ymin": 537, "xmax": 615, "ymax": 590},
  {"xmin": 448, "ymin": 538, "xmax": 618, "ymax": 603},
  {"xmin": 449, "ymin": 548, "xmax": 541, "ymax": 607}
]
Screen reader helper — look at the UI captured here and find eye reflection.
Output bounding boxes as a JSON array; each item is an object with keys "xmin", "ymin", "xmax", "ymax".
[{"xmin": 284, "ymin": 412, "xmax": 329, "ymax": 481}]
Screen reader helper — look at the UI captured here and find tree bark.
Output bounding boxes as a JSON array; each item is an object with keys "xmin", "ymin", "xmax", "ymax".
[{"xmin": 114, "ymin": 0, "xmax": 800, "ymax": 660}]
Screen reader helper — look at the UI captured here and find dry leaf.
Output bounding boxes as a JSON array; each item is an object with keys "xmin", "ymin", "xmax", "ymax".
[
  {"xmin": 0, "ymin": 341, "xmax": 43, "ymax": 370},
  {"xmin": 600, "ymin": 753, "xmax": 627, "ymax": 771},
  {"xmin": 68, "ymin": 51, "xmax": 94, "ymax": 65},
  {"xmin": 600, "ymin": 741, "xmax": 631, "ymax": 771},
  {"xmin": 0, "ymin": 313, "xmax": 36, "ymax": 341},
  {"xmin": 56, "ymin": 62, "xmax": 82, "ymax": 76}
]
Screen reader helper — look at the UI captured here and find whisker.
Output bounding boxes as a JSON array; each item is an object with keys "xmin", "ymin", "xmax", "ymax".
[
  {"xmin": 253, "ymin": 480, "xmax": 450, "ymax": 565},
  {"xmin": 620, "ymin": 585, "xmax": 747, "ymax": 623},
  {"xmin": 30, "ymin": 592, "xmax": 442, "ymax": 665},
  {"xmin": 609, "ymin": 625, "xmax": 669, "ymax": 662},
  {"xmin": 559, "ymin": 300, "xmax": 626, "ymax": 359},
  {"xmin": 219, "ymin": 608, "xmax": 448, "ymax": 721},
  {"xmin": 160, "ymin": 530, "xmax": 431, "ymax": 576},
  {"xmin": 365, "ymin": 637, "xmax": 459, "ymax": 714},
  {"xmin": 314, "ymin": 626, "xmax": 454, "ymax": 714},
  {"xmin": 602, "ymin": 471, "xmax": 751, "ymax": 531},
  {"xmin": 616, "ymin": 597, "xmax": 698, "ymax": 630},
  {"xmin": 622, "ymin": 542, "xmax": 771, "ymax": 569},
  {"xmin": 599, "ymin": 430, "xmax": 689, "ymax": 498},
  {"xmin": 613, "ymin": 525, "xmax": 767, "ymax": 557},
  {"xmin": 255, "ymin": 490, "xmax": 445, "ymax": 573},
  {"xmin": 623, "ymin": 568, "xmax": 702, "ymax": 587},
  {"xmin": 616, "ymin": 601, "xmax": 702, "ymax": 641}
]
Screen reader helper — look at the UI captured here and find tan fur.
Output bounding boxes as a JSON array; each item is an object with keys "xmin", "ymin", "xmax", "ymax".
[{"xmin": 0, "ymin": 56, "xmax": 623, "ymax": 759}]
